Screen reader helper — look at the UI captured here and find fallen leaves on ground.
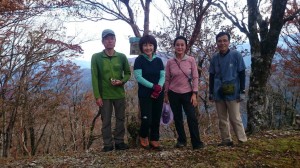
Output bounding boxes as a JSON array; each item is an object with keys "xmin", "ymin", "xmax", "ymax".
[{"xmin": 1, "ymin": 130, "xmax": 299, "ymax": 168}]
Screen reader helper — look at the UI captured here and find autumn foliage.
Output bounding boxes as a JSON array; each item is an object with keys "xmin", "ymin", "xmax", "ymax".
[
  {"xmin": 1, "ymin": 0, "xmax": 300, "ymax": 159},
  {"xmin": 0, "ymin": 0, "xmax": 95, "ymax": 158}
]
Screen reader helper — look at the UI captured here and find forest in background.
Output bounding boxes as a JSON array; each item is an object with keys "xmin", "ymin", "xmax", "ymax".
[{"xmin": 0, "ymin": 0, "xmax": 299, "ymax": 158}]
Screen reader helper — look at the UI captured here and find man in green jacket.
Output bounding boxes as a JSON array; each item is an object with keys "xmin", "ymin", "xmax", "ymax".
[{"xmin": 91, "ymin": 29, "xmax": 131, "ymax": 152}]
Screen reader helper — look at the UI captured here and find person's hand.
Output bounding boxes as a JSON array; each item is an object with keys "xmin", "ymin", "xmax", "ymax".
[
  {"xmin": 153, "ymin": 84, "xmax": 162, "ymax": 93},
  {"xmin": 151, "ymin": 91, "xmax": 160, "ymax": 99},
  {"xmin": 190, "ymin": 93, "xmax": 198, "ymax": 107},
  {"xmin": 237, "ymin": 90, "xmax": 246, "ymax": 102},
  {"xmin": 237, "ymin": 94, "xmax": 246, "ymax": 102},
  {"xmin": 151, "ymin": 84, "xmax": 162, "ymax": 99},
  {"xmin": 209, "ymin": 94, "xmax": 214, "ymax": 102},
  {"xmin": 164, "ymin": 92, "xmax": 169, "ymax": 103},
  {"xmin": 96, "ymin": 98, "xmax": 103, "ymax": 107},
  {"xmin": 111, "ymin": 79, "xmax": 123, "ymax": 86}
]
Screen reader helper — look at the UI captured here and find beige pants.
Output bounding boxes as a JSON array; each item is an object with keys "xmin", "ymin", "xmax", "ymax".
[{"xmin": 215, "ymin": 100, "xmax": 247, "ymax": 142}]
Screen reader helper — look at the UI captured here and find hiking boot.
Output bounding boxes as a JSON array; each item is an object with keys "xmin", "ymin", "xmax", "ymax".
[
  {"xmin": 175, "ymin": 142, "xmax": 187, "ymax": 148},
  {"xmin": 115, "ymin": 143, "xmax": 129, "ymax": 150},
  {"xmin": 217, "ymin": 141, "xmax": 234, "ymax": 147},
  {"xmin": 235, "ymin": 140, "xmax": 246, "ymax": 147},
  {"xmin": 101, "ymin": 145, "xmax": 114, "ymax": 152},
  {"xmin": 140, "ymin": 137, "xmax": 150, "ymax": 149},
  {"xmin": 150, "ymin": 141, "xmax": 161, "ymax": 151},
  {"xmin": 193, "ymin": 142, "xmax": 205, "ymax": 150},
  {"xmin": 238, "ymin": 140, "xmax": 246, "ymax": 144}
]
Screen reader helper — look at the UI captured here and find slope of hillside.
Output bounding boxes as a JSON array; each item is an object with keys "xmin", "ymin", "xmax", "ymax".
[{"xmin": 1, "ymin": 130, "xmax": 299, "ymax": 167}]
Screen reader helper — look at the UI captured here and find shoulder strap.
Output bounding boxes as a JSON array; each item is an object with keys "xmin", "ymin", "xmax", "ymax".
[{"xmin": 174, "ymin": 58, "xmax": 189, "ymax": 79}]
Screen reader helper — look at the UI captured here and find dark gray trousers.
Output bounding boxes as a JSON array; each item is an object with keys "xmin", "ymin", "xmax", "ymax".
[{"xmin": 100, "ymin": 98, "xmax": 126, "ymax": 147}]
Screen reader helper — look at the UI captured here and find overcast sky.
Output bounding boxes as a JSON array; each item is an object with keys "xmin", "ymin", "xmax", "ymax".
[
  {"xmin": 65, "ymin": 1, "xmax": 251, "ymax": 69},
  {"xmin": 66, "ymin": 20, "xmax": 134, "ymax": 60},
  {"xmin": 66, "ymin": 1, "xmax": 168, "ymax": 64}
]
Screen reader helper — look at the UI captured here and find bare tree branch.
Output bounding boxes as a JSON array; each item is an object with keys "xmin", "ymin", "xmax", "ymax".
[{"xmin": 212, "ymin": 1, "xmax": 249, "ymax": 35}]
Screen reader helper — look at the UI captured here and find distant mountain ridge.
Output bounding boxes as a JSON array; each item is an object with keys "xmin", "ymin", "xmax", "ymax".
[
  {"xmin": 74, "ymin": 51, "xmax": 251, "ymax": 69},
  {"xmin": 76, "ymin": 52, "xmax": 251, "ymax": 93}
]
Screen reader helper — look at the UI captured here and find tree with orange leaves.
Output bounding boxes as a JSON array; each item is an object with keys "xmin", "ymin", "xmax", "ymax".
[
  {"xmin": 271, "ymin": 8, "xmax": 300, "ymax": 127},
  {"xmin": 0, "ymin": 1, "xmax": 83, "ymax": 157}
]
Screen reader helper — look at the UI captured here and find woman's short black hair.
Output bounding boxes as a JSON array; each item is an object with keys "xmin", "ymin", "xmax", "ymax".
[
  {"xmin": 216, "ymin": 32, "xmax": 231, "ymax": 42},
  {"xmin": 139, "ymin": 35, "xmax": 157, "ymax": 53},
  {"xmin": 173, "ymin": 36, "xmax": 188, "ymax": 47}
]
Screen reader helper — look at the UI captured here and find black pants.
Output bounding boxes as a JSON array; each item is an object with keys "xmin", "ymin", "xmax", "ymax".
[
  {"xmin": 168, "ymin": 90, "xmax": 202, "ymax": 147},
  {"xmin": 139, "ymin": 95, "xmax": 163, "ymax": 141}
]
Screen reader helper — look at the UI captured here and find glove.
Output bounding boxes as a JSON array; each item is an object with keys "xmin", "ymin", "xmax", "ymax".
[
  {"xmin": 153, "ymin": 84, "xmax": 162, "ymax": 93},
  {"xmin": 151, "ymin": 84, "xmax": 162, "ymax": 99},
  {"xmin": 151, "ymin": 91, "xmax": 160, "ymax": 99}
]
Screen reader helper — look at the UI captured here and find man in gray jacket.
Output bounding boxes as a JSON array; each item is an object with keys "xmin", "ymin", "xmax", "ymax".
[{"xmin": 209, "ymin": 32, "xmax": 247, "ymax": 146}]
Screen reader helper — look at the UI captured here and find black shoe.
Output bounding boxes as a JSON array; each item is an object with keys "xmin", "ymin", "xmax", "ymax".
[
  {"xmin": 115, "ymin": 143, "xmax": 129, "ymax": 150},
  {"xmin": 193, "ymin": 142, "xmax": 205, "ymax": 150},
  {"xmin": 175, "ymin": 142, "xmax": 187, "ymax": 148},
  {"xmin": 218, "ymin": 141, "xmax": 234, "ymax": 147},
  {"xmin": 102, "ymin": 145, "xmax": 114, "ymax": 152}
]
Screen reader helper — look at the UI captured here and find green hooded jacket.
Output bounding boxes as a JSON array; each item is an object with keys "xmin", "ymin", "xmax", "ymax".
[{"xmin": 91, "ymin": 50, "xmax": 131, "ymax": 99}]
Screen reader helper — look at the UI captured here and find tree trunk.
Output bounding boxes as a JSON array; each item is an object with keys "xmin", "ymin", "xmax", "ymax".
[
  {"xmin": 2, "ymin": 109, "xmax": 17, "ymax": 157},
  {"xmin": 143, "ymin": 0, "xmax": 151, "ymax": 36},
  {"xmin": 245, "ymin": 0, "xmax": 288, "ymax": 134},
  {"xmin": 81, "ymin": 121, "xmax": 86, "ymax": 150},
  {"xmin": 246, "ymin": 50, "xmax": 272, "ymax": 133}
]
